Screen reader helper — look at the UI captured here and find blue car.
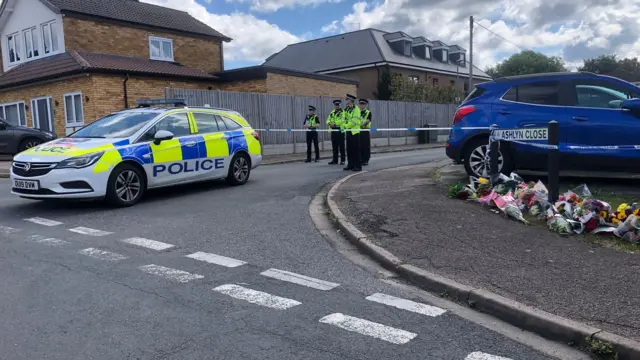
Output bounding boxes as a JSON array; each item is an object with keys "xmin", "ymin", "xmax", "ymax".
[{"xmin": 446, "ymin": 72, "xmax": 640, "ymax": 178}]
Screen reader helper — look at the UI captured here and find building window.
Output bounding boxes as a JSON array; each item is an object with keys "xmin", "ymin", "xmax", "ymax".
[
  {"xmin": 149, "ymin": 36, "xmax": 174, "ymax": 61},
  {"xmin": 7, "ymin": 33, "xmax": 21, "ymax": 64},
  {"xmin": 432, "ymin": 78, "xmax": 439, "ymax": 86},
  {"xmin": 450, "ymin": 80, "xmax": 455, "ymax": 86},
  {"xmin": 64, "ymin": 92, "xmax": 84, "ymax": 128},
  {"xmin": 403, "ymin": 41, "xmax": 411, "ymax": 56},
  {"xmin": 425, "ymin": 46, "xmax": 431, "ymax": 59},
  {"xmin": 0, "ymin": 102, "xmax": 27, "ymax": 127},
  {"xmin": 23, "ymin": 28, "xmax": 40, "ymax": 59},
  {"xmin": 441, "ymin": 50, "xmax": 448, "ymax": 62},
  {"xmin": 408, "ymin": 76, "xmax": 419, "ymax": 84},
  {"xmin": 42, "ymin": 21, "xmax": 59, "ymax": 55}
]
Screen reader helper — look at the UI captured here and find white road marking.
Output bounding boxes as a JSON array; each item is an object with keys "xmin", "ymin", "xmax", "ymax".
[
  {"xmin": 260, "ymin": 268, "xmax": 340, "ymax": 291},
  {"xmin": 138, "ymin": 264, "xmax": 203, "ymax": 283},
  {"xmin": 465, "ymin": 352, "xmax": 513, "ymax": 360},
  {"xmin": 213, "ymin": 284, "xmax": 301, "ymax": 309},
  {"xmin": 69, "ymin": 227, "xmax": 112, "ymax": 236},
  {"xmin": 27, "ymin": 235, "xmax": 68, "ymax": 246},
  {"xmin": 186, "ymin": 251, "xmax": 246, "ymax": 267},
  {"xmin": 78, "ymin": 248, "xmax": 128, "ymax": 261},
  {"xmin": 318, "ymin": 313, "xmax": 417, "ymax": 345},
  {"xmin": 365, "ymin": 293, "xmax": 447, "ymax": 317},
  {"xmin": 121, "ymin": 237, "xmax": 175, "ymax": 251},
  {"xmin": 24, "ymin": 217, "xmax": 63, "ymax": 226},
  {"xmin": 0, "ymin": 225, "xmax": 20, "ymax": 235}
]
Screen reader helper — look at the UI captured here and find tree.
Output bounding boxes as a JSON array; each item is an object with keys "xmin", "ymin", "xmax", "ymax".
[
  {"xmin": 484, "ymin": 50, "xmax": 567, "ymax": 79},
  {"xmin": 390, "ymin": 75, "xmax": 456, "ymax": 104},
  {"xmin": 578, "ymin": 55, "xmax": 640, "ymax": 82},
  {"xmin": 374, "ymin": 66, "xmax": 392, "ymax": 100}
]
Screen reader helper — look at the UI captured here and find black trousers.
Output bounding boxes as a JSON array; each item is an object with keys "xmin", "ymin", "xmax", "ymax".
[
  {"xmin": 306, "ymin": 131, "xmax": 319, "ymax": 160},
  {"xmin": 330, "ymin": 129, "xmax": 345, "ymax": 162},
  {"xmin": 360, "ymin": 131, "xmax": 370, "ymax": 163},
  {"xmin": 346, "ymin": 132, "xmax": 361, "ymax": 169}
]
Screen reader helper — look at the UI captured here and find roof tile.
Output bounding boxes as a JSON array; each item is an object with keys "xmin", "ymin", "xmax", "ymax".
[
  {"xmin": 46, "ymin": 0, "xmax": 230, "ymax": 40},
  {"xmin": 0, "ymin": 51, "xmax": 215, "ymax": 88}
]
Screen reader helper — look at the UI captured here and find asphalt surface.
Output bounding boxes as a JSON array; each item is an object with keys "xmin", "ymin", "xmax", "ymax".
[
  {"xmin": 0, "ymin": 149, "xmax": 574, "ymax": 360},
  {"xmin": 335, "ymin": 164, "xmax": 640, "ymax": 343}
]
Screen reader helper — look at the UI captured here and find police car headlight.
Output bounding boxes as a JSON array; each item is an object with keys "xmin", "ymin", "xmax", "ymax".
[{"xmin": 55, "ymin": 151, "xmax": 104, "ymax": 169}]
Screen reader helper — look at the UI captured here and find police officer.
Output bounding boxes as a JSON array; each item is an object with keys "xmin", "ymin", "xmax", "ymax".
[
  {"xmin": 304, "ymin": 105, "xmax": 320, "ymax": 163},
  {"xmin": 343, "ymin": 94, "xmax": 362, "ymax": 171},
  {"xmin": 327, "ymin": 99, "xmax": 345, "ymax": 165},
  {"xmin": 358, "ymin": 99, "xmax": 372, "ymax": 166}
]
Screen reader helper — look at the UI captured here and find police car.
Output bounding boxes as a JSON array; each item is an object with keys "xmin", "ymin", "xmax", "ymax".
[{"xmin": 10, "ymin": 99, "xmax": 262, "ymax": 207}]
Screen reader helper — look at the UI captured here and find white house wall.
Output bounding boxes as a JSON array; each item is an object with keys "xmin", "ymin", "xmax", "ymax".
[{"xmin": 1, "ymin": 0, "xmax": 65, "ymax": 73}]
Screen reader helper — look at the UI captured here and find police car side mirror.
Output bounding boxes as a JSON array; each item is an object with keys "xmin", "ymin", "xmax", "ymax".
[{"xmin": 153, "ymin": 130, "xmax": 174, "ymax": 145}]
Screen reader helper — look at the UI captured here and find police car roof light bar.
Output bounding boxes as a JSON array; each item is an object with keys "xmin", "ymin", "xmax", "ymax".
[{"xmin": 135, "ymin": 98, "xmax": 187, "ymax": 108}]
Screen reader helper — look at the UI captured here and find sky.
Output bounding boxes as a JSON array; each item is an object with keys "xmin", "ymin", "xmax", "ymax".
[{"xmin": 141, "ymin": 1, "xmax": 636, "ymax": 71}]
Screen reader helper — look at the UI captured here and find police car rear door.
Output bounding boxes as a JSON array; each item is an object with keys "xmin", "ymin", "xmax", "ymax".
[
  {"xmin": 190, "ymin": 111, "xmax": 228, "ymax": 179},
  {"xmin": 141, "ymin": 111, "xmax": 202, "ymax": 187}
]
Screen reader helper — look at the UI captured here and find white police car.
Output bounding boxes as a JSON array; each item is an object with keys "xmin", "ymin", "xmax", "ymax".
[{"xmin": 10, "ymin": 99, "xmax": 262, "ymax": 207}]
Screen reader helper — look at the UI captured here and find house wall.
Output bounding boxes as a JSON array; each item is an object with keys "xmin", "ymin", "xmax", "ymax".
[
  {"xmin": 266, "ymin": 73, "xmax": 357, "ymax": 97},
  {"xmin": 0, "ymin": 0, "xmax": 66, "ymax": 73},
  {"xmin": 217, "ymin": 79, "xmax": 267, "ymax": 93},
  {"xmin": 0, "ymin": 74, "xmax": 216, "ymax": 136},
  {"xmin": 331, "ymin": 66, "xmax": 489, "ymax": 99},
  {"xmin": 63, "ymin": 17, "xmax": 223, "ymax": 73}
]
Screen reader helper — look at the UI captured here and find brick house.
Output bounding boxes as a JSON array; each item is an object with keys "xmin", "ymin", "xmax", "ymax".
[
  {"xmin": 0, "ymin": 0, "xmax": 357, "ymax": 136},
  {"xmin": 263, "ymin": 29, "xmax": 493, "ymax": 100}
]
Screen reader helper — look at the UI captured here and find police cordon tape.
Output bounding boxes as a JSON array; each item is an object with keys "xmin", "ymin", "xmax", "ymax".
[{"xmin": 252, "ymin": 126, "xmax": 489, "ymax": 132}]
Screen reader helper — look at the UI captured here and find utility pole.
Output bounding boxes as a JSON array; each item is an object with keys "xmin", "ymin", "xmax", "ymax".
[{"xmin": 468, "ymin": 15, "xmax": 473, "ymax": 94}]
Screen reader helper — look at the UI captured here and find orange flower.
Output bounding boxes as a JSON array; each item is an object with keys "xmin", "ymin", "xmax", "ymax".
[
  {"xmin": 618, "ymin": 212, "xmax": 627, "ymax": 220},
  {"xmin": 599, "ymin": 211, "xmax": 608, "ymax": 218},
  {"xmin": 634, "ymin": 208, "xmax": 640, "ymax": 216}
]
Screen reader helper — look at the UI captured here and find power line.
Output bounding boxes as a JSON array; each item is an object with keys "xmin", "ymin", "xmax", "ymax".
[{"xmin": 473, "ymin": 20, "xmax": 528, "ymax": 52}]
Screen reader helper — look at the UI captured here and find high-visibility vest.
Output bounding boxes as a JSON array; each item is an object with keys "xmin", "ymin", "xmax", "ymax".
[
  {"xmin": 304, "ymin": 114, "xmax": 319, "ymax": 128},
  {"xmin": 361, "ymin": 109, "xmax": 371, "ymax": 129},
  {"xmin": 342, "ymin": 106, "xmax": 361, "ymax": 135},
  {"xmin": 326, "ymin": 109, "xmax": 344, "ymax": 130}
]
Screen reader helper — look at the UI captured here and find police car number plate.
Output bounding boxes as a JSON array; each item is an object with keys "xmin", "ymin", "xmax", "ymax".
[{"xmin": 13, "ymin": 179, "xmax": 39, "ymax": 190}]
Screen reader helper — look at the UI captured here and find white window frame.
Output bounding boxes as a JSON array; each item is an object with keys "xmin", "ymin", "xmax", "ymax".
[
  {"xmin": 408, "ymin": 76, "xmax": 419, "ymax": 84},
  {"xmin": 441, "ymin": 50, "xmax": 449, "ymax": 63},
  {"xmin": 6, "ymin": 32, "xmax": 21, "ymax": 64},
  {"xmin": 63, "ymin": 92, "xmax": 84, "ymax": 128},
  {"xmin": 41, "ymin": 20, "xmax": 59, "ymax": 55},
  {"xmin": 149, "ymin": 36, "xmax": 174, "ymax": 61},
  {"xmin": 31, "ymin": 96, "xmax": 54, "ymax": 132},
  {"xmin": 23, "ymin": 27, "xmax": 40, "ymax": 59},
  {"xmin": 0, "ymin": 101, "xmax": 27, "ymax": 127},
  {"xmin": 425, "ymin": 46, "xmax": 431, "ymax": 59}
]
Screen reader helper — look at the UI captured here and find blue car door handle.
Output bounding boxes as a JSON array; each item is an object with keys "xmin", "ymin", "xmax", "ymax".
[
  {"xmin": 572, "ymin": 116, "xmax": 588, "ymax": 121},
  {"xmin": 498, "ymin": 110, "xmax": 511, "ymax": 115}
]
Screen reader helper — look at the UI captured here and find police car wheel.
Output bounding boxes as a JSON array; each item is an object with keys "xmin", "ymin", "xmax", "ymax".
[
  {"xmin": 226, "ymin": 153, "xmax": 251, "ymax": 186},
  {"xmin": 106, "ymin": 163, "xmax": 146, "ymax": 207}
]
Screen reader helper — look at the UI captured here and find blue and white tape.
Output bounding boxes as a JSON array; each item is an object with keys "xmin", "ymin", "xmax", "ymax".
[{"xmin": 253, "ymin": 126, "xmax": 489, "ymax": 132}]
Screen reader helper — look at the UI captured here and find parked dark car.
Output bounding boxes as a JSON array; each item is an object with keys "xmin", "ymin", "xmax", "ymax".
[{"xmin": 0, "ymin": 119, "xmax": 56, "ymax": 155}]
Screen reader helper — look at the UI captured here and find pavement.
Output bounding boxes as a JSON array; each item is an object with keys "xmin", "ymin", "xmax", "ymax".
[
  {"xmin": 0, "ymin": 149, "xmax": 584, "ymax": 360},
  {"xmin": 0, "ymin": 143, "xmax": 443, "ymax": 178},
  {"xmin": 330, "ymin": 162, "xmax": 640, "ymax": 359}
]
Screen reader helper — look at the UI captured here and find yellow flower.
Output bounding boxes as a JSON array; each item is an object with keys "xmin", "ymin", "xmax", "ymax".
[
  {"xmin": 612, "ymin": 218, "xmax": 620, "ymax": 224},
  {"xmin": 478, "ymin": 177, "xmax": 489, "ymax": 185},
  {"xmin": 617, "ymin": 212, "xmax": 627, "ymax": 220},
  {"xmin": 634, "ymin": 208, "xmax": 640, "ymax": 216},
  {"xmin": 599, "ymin": 211, "xmax": 608, "ymax": 218},
  {"xmin": 617, "ymin": 203, "xmax": 629, "ymax": 213}
]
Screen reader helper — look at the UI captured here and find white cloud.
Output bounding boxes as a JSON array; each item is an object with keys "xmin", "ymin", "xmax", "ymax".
[
  {"xmin": 226, "ymin": 0, "xmax": 344, "ymax": 13},
  {"xmin": 321, "ymin": 20, "xmax": 339, "ymax": 34},
  {"xmin": 332, "ymin": 0, "xmax": 640, "ymax": 70},
  {"xmin": 141, "ymin": 0, "xmax": 301, "ymax": 63}
]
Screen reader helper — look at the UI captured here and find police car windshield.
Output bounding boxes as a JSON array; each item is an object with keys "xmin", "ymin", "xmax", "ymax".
[{"xmin": 69, "ymin": 111, "xmax": 159, "ymax": 138}]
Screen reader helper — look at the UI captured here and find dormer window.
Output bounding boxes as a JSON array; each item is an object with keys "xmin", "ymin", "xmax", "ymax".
[
  {"xmin": 384, "ymin": 31, "xmax": 414, "ymax": 57},
  {"xmin": 149, "ymin": 36, "xmax": 174, "ymax": 61},
  {"xmin": 449, "ymin": 45, "xmax": 467, "ymax": 66},
  {"xmin": 425, "ymin": 47, "xmax": 431, "ymax": 59},
  {"xmin": 431, "ymin": 41, "xmax": 451, "ymax": 64},
  {"xmin": 441, "ymin": 49, "xmax": 448, "ymax": 62},
  {"xmin": 403, "ymin": 41, "xmax": 411, "ymax": 56},
  {"xmin": 411, "ymin": 37, "xmax": 433, "ymax": 60},
  {"xmin": 7, "ymin": 33, "xmax": 21, "ymax": 64}
]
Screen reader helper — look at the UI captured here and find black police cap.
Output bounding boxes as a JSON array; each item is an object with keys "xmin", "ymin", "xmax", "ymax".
[
  {"xmin": 346, "ymin": 94, "xmax": 356, "ymax": 100},
  {"xmin": 358, "ymin": 99, "xmax": 369, "ymax": 104},
  {"xmin": 308, "ymin": 105, "xmax": 316, "ymax": 111},
  {"xmin": 332, "ymin": 100, "xmax": 342, "ymax": 105}
]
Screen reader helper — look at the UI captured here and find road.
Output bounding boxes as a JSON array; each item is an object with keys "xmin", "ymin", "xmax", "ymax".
[{"xmin": 0, "ymin": 149, "xmax": 583, "ymax": 360}]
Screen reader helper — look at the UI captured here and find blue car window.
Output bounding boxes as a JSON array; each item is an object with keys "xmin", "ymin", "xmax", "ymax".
[
  {"xmin": 501, "ymin": 81, "xmax": 560, "ymax": 105},
  {"xmin": 570, "ymin": 80, "xmax": 640, "ymax": 109}
]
